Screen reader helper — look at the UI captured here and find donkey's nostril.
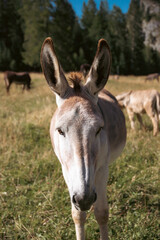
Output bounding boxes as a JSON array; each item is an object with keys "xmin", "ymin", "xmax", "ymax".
[
  {"xmin": 72, "ymin": 192, "xmax": 97, "ymax": 208},
  {"xmin": 93, "ymin": 192, "xmax": 97, "ymax": 203},
  {"xmin": 72, "ymin": 194, "xmax": 77, "ymax": 204}
]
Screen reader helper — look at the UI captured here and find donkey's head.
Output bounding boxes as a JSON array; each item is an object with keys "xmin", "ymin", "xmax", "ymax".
[
  {"xmin": 116, "ymin": 91, "xmax": 132, "ymax": 109},
  {"xmin": 41, "ymin": 38, "xmax": 111, "ymax": 211}
]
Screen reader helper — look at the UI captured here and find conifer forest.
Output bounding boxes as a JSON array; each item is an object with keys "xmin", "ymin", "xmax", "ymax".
[{"xmin": 0, "ymin": 0, "xmax": 160, "ymax": 75}]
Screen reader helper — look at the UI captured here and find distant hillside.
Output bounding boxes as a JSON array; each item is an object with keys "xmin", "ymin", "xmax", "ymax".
[{"xmin": 140, "ymin": 0, "xmax": 160, "ymax": 52}]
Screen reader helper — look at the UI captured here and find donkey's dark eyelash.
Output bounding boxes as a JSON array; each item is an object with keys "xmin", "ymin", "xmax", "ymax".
[{"xmin": 57, "ymin": 128, "xmax": 65, "ymax": 136}]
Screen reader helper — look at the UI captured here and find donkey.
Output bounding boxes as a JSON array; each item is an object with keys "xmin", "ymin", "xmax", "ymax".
[
  {"xmin": 145, "ymin": 73, "xmax": 159, "ymax": 82},
  {"xmin": 110, "ymin": 74, "xmax": 119, "ymax": 80},
  {"xmin": 41, "ymin": 37, "xmax": 126, "ymax": 240},
  {"xmin": 4, "ymin": 71, "xmax": 31, "ymax": 93},
  {"xmin": 116, "ymin": 89, "xmax": 160, "ymax": 136}
]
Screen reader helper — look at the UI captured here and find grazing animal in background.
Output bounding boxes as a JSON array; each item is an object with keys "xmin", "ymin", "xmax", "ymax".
[
  {"xmin": 115, "ymin": 74, "xmax": 119, "ymax": 80},
  {"xmin": 4, "ymin": 71, "xmax": 31, "ymax": 93},
  {"xmin": 109, "ymin": 74, "xmax": 120, "ymax": 80},
  {"xmin": 116, "ymin": 89, "xmax": 160, "ymax": 136},
  {"xmin": 113, "ymin": 74, "xmax": 119, "ymax": 80},
  {"xmin": 80, "ymin": 63, "xmax": 90, "ymax": 78},
  {"xmin": 41, "ymin": 37, "xmax": 126, "ymax": 240},
  {"xmin": 145, "ymin": 73, "xmax": 159, "ymax": 82}
]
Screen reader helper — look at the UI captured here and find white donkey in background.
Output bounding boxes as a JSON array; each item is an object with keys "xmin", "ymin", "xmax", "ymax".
[
  {"xmin": 116, "ymin": 89, "xmax": 160, "ymax": 136},
  {"xmin": 41, "ymin": 37, "xmax": 126, "ymax": 240}
]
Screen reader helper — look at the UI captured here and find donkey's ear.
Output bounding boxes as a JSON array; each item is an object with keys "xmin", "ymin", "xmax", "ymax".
[
  {"xmin": 116, "ymin": 91, "xmax": 132, "ymax": 101},
  {"xmin": 41, "ymin": 37, "xmax": 69, "ymax": 96},
  {"xmin": 85, "ymin": 39, "xmax": 111, "ymax": 96}
]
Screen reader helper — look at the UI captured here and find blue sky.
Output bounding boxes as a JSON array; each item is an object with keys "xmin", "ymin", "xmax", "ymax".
[{"xmin": 68, "ymin": 0, "xmax": 131, "ymax": 17}]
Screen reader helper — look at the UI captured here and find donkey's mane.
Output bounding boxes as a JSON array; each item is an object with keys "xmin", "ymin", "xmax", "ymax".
[{"xmin": 65, "ymin": 72, "xmax": 85, "ymax": 93}]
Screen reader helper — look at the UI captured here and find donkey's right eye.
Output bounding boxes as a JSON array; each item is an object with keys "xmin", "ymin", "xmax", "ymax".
[
  {"xmin": 96, "ymin": 127, "xmax": 103, "ymax": 136},
  {"xmin": 57, "ymin": 128, "xmax": 65, "ymax": 137}
]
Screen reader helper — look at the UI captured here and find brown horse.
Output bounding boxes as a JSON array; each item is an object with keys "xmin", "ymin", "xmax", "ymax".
[{"xmin": 4, "ymin": 71, "xmax": 31, "ymax": 93}]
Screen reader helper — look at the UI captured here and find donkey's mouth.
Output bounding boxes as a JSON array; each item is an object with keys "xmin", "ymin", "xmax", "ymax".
[{"xmin": 74, "ymin": 204, "xmax": 91, "ymax": 212}]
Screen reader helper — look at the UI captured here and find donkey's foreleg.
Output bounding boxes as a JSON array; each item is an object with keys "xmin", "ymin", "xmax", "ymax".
[
  {"xmin": 22, "ymin": 84, "xmax": 25, "ymax": 92},
  {"xmin": 150, "ymin": 115, "xmax": 158, "ymax": 136},
  {"xmin": 146, "ymin": 107, "xmax": 159, "ymax": 136},
  {"xmin": 136, "ymin": 113, "xmax": 145, "ymax": 130},
  {"xmin": 4, "ymin": 78, "xmax": 10, "ymax": 94},
  {"xmin": 72, "ymin": 204, "xmax": 86, "ymax": 240},
  {"xmin": 6, "ymin": 84, "xmax": 11, "ymax": 94},
  {"xmin": 94, "ymin": 205, "xmax": 109, "ymax": 240},
  {"xmin": 94, "ymin": 168, "xmax": 109, "ymax": 240},
  {"xmin": 127, "ymin": 109, "xmax": 135, "ymax": 130}
]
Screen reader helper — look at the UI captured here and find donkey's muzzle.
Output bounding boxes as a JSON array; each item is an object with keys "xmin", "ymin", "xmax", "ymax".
[{"xmin": 72, "ymin": 191, "xmax": 97, "ymax": 211}]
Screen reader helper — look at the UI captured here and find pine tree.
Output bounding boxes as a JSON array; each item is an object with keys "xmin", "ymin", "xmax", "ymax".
[
  {"xmin": 80, "ymin": 0, "xmax": 97, "ymax": 64},
  {"xmin": 0, "ymin": 0, "xmax": 23, "ymax": 70},
  {"xmin": 127, "ymin": 0, "xmax": 145, "ymax": 75},
  {"xmin": 72, "ymin": 18, "xmax": 86, "ymax": 70},
  {"xmin": 144, "ymin": 46, "xmax": 160, "ymax": 74},
  {"xmin": 49, "ymin": 0, "xmax": 77, "ymax": 71},
  {"xmin": 89, "ymin": 0, "xmax": 109, "ymax": 42},
  {"xmin": 81, "ymin": 0, "xmax": 97, "ymax": 32},
  {"xmin": 20, "ymin": 0, "xmax": 51, "ymax": 69},
  {"xmin": 108, "ymin": 6, "xmax": 129, "ymax": 74}
]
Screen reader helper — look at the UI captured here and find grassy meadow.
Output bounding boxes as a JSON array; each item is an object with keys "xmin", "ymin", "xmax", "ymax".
[{"xmin": 0, "ymin": 72, "xmax": 160, "ymax": 239}]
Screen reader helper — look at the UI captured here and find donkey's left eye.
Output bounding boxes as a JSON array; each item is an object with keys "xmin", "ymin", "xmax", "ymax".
[
  {"xmin": 96, "ymin": 127, "xmax": 103, "ymax": 136},
  {"xmin": 57, "ymin": 128, "xmax": 65, "ymax": 136}
]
